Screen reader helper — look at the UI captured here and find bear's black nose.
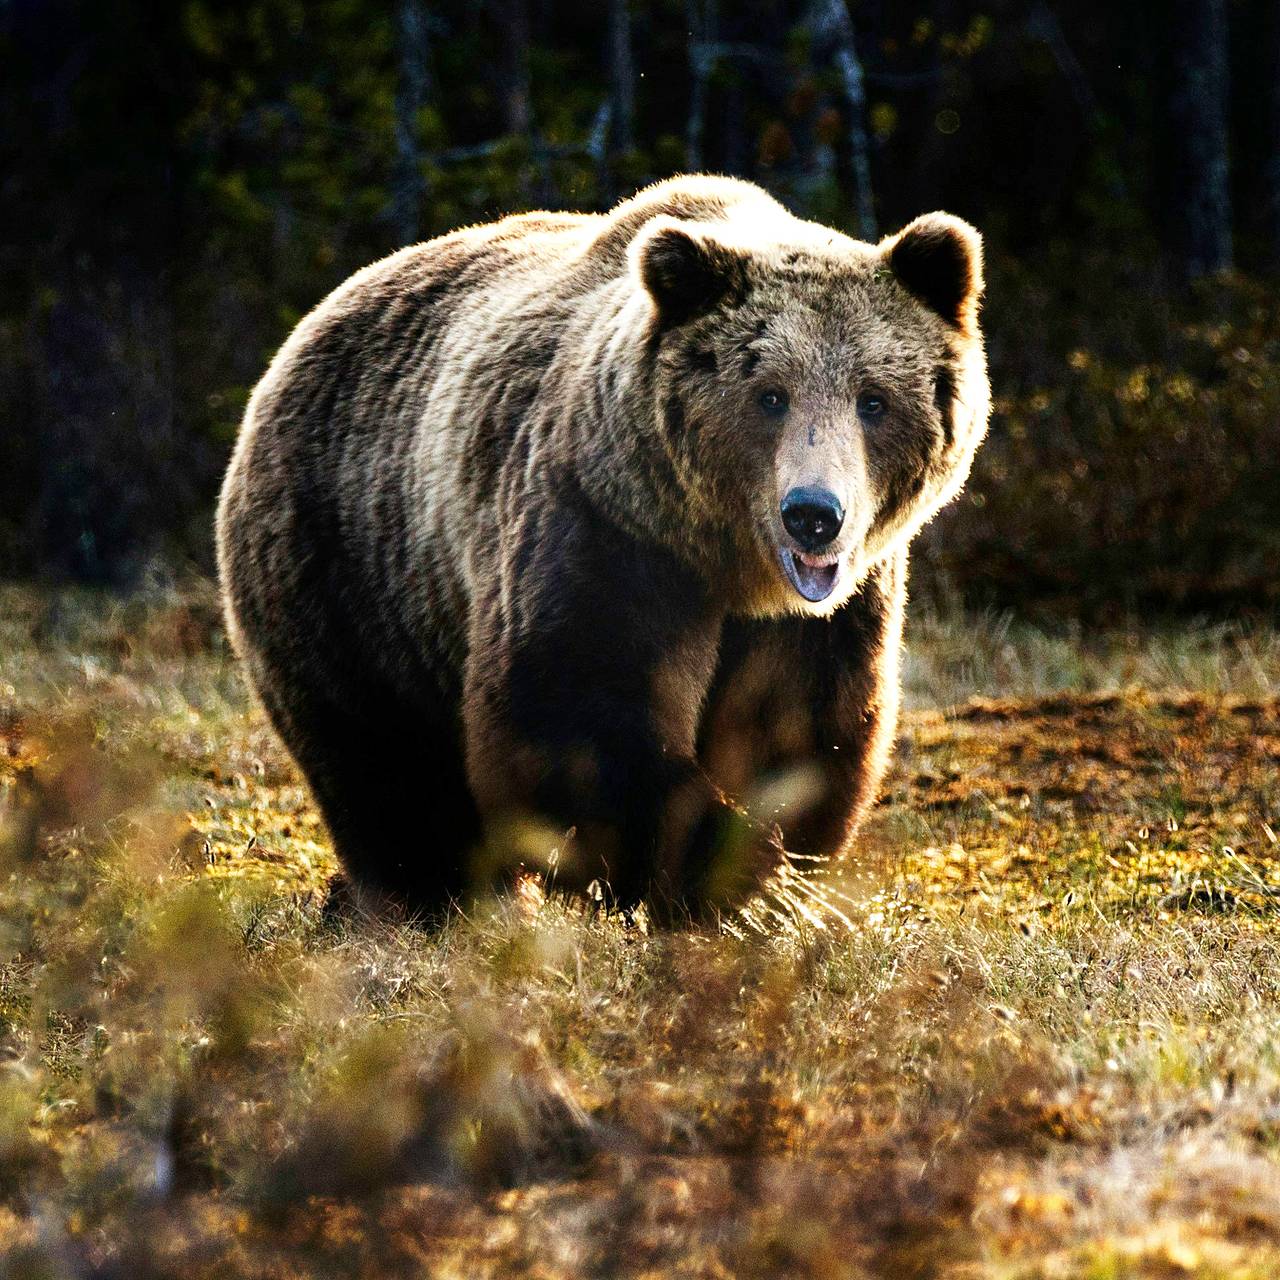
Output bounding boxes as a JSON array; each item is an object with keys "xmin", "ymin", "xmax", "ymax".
[{"xmin": 780, "ymin": 487, "xmax": 844, "ymax": 552}]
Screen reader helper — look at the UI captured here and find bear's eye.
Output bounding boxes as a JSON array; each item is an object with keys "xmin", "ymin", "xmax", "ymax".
[
  {"xmin": 759, "ymin": 389, "xmax": 789, "ymax": 415},
  {"xmin": 857, "ymin": 391, "xmax": 888, "ymax": 418}
]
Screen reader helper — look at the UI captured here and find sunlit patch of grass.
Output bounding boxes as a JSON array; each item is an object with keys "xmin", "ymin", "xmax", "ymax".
[
  {"xmin": 3, "ymin": 584, "xmax": 1280, "ymax": 1275},
  {"xmin": 904, "ymin": 607, "xmax": 1280, "ymax": 709}
]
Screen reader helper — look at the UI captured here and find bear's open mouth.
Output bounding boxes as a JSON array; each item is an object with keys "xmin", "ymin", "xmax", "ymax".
[{"xmin": 780, "ymin": 548, "xmax": 840, "ymax": 603}]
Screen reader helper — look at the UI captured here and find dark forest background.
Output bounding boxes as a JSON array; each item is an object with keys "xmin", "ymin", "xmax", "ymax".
[{"xmin": 3, "ymin": 0, "xmax": 1278, "ymax": 615}]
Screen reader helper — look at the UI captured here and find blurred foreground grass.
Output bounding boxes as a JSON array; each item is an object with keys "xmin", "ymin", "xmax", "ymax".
[{"xmin": 2, "ymin": 583, "xmax": 1280, "ymax": 1278}]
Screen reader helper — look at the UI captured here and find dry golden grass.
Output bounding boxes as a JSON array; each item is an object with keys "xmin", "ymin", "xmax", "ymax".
[{"xmin": 2, "ymin": 583, "xmax": 1280, "ymax": 1278}]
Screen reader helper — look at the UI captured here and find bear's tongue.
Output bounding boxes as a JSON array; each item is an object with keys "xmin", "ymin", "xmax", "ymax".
[{"xmin": 781, "ymin": 548, "xmax": 839, "ymax": 603}]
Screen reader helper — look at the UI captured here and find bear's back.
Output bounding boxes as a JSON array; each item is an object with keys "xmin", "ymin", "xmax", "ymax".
[
  {"xmin": 362, "ymin": 173, "xmax": 785, "ymax": 312},
  {"xmin": 257, "ymin": 174, "xmax": 786, "ymax": 408}
]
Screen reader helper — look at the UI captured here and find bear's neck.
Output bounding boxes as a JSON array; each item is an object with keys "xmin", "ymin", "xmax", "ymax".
[{"xmin": 561, "ymin": 329, "xmax": 754, "ymax": 606}]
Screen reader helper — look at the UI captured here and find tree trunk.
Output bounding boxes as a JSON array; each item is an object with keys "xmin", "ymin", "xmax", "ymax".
[
  {"xmin": 1267, "ymin": 4, "xmax": 1280, "ymax": 270},
  {"xmin": 609, "ymin": 0, "xmax": 635, "ymax": 157},
  {"xmin": 497, "ymin": 0, "xmax": 533, "ymax": 137},
  {"xmin": 820, "ymin": 0, "xmax": 876, "ymax": 240},
  {"xmin": 717, "ymin": 5, "xmax": 749, "ymax": 178},
  {"xmin": 392, "ymin": 0, "xmax": 431, "ymax": 245},
  {"xmin": 686, "ymin": 0, "xmax": 716, "ymax": 170},
  {"xmin": 1170, "ymin": 0, "xmax": 1232, "ymax": 277}
]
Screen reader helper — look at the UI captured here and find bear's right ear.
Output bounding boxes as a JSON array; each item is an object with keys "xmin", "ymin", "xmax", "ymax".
[{"xmin": 631, "ymin": 216, "xmax": 746, "ymax": 328}]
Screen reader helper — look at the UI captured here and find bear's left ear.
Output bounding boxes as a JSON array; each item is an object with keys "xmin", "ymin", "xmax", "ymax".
[
  {"xmin": 880, "ymin": 213, "xmax": 984, "ymax": 334},
  {"xmin": 631, "ymin": 216, "xmax": 747, "ymax": 328}
]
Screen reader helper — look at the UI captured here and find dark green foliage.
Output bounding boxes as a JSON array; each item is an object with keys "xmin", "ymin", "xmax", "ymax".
[
  {"xmin": 1, "ymin": 0, "xmax": 1276, "ymax": 609},
  {"xmin": 918, "ymin": 256, "xmax": 1280, "ymax": 614}
]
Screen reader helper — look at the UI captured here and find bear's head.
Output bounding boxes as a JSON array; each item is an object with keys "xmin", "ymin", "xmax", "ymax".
[{"xmin": 630, "ymin": 208, "xmax": 990, "ymax": 616}]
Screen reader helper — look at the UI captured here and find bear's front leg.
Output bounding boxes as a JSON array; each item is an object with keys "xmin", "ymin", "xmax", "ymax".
[
  {"xmin": 698, "ymin": 550, "xmax": 907, "ymax": 862},
  {"xmin": 463, "ymin": 498, "xmax": 767, "ymax": 911}
]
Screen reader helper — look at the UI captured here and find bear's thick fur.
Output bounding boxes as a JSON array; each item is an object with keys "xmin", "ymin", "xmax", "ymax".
[{"xmin": 217, "ymin": 175, "xmax": 990, "ymax": 916}]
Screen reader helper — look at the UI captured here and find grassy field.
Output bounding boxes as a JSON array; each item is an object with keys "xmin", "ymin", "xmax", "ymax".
[{"xmin": 2, "ymin": 584, "xmax": 1280, "ymax": 1278}]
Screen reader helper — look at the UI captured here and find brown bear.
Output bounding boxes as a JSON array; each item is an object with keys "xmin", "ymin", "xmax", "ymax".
[{"xmin": 216, "ymin": 175, "xmax": 990, "ymax": 918}]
